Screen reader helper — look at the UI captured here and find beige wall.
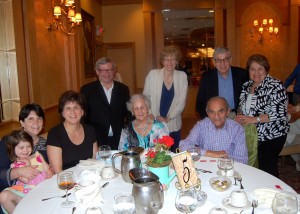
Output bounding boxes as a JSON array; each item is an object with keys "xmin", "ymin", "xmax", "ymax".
[{"xmin": 102, "ymin": 4, "xmax": 146, "ymax": 89}]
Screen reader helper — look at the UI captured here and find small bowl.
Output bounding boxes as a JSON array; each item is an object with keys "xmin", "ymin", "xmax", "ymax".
[{"xmin": 209, "ymin": 177, "xmax": 232, "ymax": 192}]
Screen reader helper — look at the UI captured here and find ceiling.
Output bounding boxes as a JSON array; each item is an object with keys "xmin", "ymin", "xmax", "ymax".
[{"xmin": 163, "ymin": 9, "xmax": 215, "ymax": 48}]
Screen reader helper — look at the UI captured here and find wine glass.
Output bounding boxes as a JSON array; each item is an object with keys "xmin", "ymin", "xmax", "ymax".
[
  {"xmin": 272, "ymin": 192, "xmax": 298, "ymax": 214},
  {"xmin": 217, "ymin": 157, "xmax": 234, "ymax": 177},
  {"xmin": 175, "ymin": 189, "xmax": 197, "ymax": 214},
  {"xmin": 98, "ymin": 145, "xmax": 111, "ymax": 163},
  {"xmin": 57, "ymin": 171, "xmax": 75, "ymax": 208}
]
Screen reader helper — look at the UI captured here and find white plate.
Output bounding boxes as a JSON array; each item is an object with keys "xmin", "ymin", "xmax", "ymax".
[
  {"xmin": 250, "ymin": 187, "xmax": 281, "ymax": 208},
  {"xmin": 222, "ymin": 197, "xmax": 251, "ymax": 212},
  {"xmin": 78, "ymin": 161, "xmax": 98, "ymax": 167}
]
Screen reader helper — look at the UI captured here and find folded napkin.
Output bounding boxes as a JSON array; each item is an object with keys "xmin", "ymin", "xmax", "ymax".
[
  {"xmin": 252, "ymin": 187, "xmax": 280, "ymax": 208},
  {"xmin": 75, "ymin": 183, "xmax": 104, "ymax": 206},
  {"xmin": 78, "ymin": 159, "xmax": 105, "ymax": 170},
  {"xmin": 76, "ymin": 169, "xmax": 102, "ymax": 185}
]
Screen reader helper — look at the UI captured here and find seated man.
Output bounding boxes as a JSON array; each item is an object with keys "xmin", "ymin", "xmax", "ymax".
[{"xmin": 179, "ymin": 96, "xmax": 248, "ymax": 164}]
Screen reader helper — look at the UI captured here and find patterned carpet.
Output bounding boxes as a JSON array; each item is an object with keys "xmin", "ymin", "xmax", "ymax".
[{"xmin": 278, "ymin": 155, "xmax": 300, "ymax": 193}]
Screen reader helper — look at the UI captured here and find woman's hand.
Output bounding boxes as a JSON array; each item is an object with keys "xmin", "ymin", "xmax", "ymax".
[
  {"xmin": 156, "ymin": 115, "xmax": 168, "ymax": 123},
  {"xmin": 46, "ymin": 166, "xmax": 54, "ymax": 178},
  {"xmin": 235, "ymin": 115, "xmax": 257, "ymax": 125}
]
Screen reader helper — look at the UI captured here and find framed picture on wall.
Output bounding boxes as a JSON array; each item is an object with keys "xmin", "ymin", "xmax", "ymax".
[{"xmin": 81, "ymin": 9, "xmax": 96, "ymax": 77}]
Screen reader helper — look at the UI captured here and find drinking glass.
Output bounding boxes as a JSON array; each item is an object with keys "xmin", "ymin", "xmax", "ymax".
[
  {"xmin": 217, "ymin": 157, "xmax": 234, "ymax": 177},
  {"xmin": 113, "ymin": 193, "xmax": 135, "ymax": 214},
  {"xmin": 175, "ymin": 189, "xmax": 197, "ymax": 213},
  {"xmin": 98, "ymin": 145, "xmax": 111, "ymax": 162},
  {"xmin": 272, "ymin": 192, "xmax": 298, "ymax": 214},
  {"xmin": 187, "ymin": 147, "xmax": 201, "ymax": 161},
  {"xmin": 57, "ymin": 171, "xmax": 75, "ymax": 208}
]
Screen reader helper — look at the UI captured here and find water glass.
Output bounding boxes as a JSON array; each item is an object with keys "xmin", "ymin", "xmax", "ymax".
[
  {"xmin": 187, "ymin": 147, "xmax": 201, "ymax": 161},
  {"xmin": 113, "ymin": 193, "xmax": 135, "ymax": 214},
  {"xmin": 272, "ymin": 192, "xmax": 298, "ymax": 214},
  {"xmin": 175, "ymin": 189, "xmax": 197, "ymax": 213},
  {"xmin": 98, "ymin": 145, "xmax": 111, "ymax": 163},
  {"xmin": 217, "ymin": 157, "xmax": 234, "ymax": 177}
]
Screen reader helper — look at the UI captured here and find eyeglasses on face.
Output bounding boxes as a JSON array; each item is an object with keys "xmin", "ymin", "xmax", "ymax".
[
  {"xmin": 163, "ymin": 58, "xmax": 177, "ymax": 63},
  {"xmin": 97, "ymin": 68, "xmax": 114, "ymax": 74},
  {"xmin": 214, "ymin": 57, "xmax": 231, "ymax": 64}
]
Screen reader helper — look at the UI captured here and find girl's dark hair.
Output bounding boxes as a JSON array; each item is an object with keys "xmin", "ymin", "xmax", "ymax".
[
  {"xmin": 58, "ymin": 90, "xmax": 86, "ymax": 120},
  {"xmin": 5, "ymin": 130, "xmax": 34, "ymax": 162},
  {"xmin": 19, "ymin": 103, "xmax": 45, "ymax": 122},
  {"xmin": 246, "ymin": 54, "xmax": 270, "ymax": 73}
]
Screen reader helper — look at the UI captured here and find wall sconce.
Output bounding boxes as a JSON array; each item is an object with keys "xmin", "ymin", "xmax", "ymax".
[
  {"xmin": 47, "ymin": 0, "xmax": 82, "ymax": 36},
  {"xmin": 250, "ymin": 18, "xmax": 279, "ymax": 44}
]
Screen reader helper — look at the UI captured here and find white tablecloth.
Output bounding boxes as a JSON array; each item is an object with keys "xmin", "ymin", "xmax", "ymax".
[{"xmin": 14, "ymin": 156, "xmax": 299, "ymax": 214}]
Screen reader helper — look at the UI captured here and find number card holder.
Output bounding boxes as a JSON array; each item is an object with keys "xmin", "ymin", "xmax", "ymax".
[{"xmin": 171, "ymin": 151, "xmax": 201, "ymax": 190}]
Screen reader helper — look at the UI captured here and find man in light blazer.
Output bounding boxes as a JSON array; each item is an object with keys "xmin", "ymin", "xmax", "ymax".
[
  {"xmin": 196, "ymin": 47, "xmax": 248, "ymax": 119},
  {"xmin": 80, "ymin": 57, "xmax": 131, "ymax": 150}
]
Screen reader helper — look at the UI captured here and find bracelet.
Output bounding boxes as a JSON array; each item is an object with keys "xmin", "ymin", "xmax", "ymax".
[{"xmin": 256, "ymin": 116, "xmax": 260, "ymax": 123}]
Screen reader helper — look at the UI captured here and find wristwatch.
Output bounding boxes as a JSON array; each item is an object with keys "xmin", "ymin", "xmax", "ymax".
[{"xmin": 256, "ymin": 116, "xmax": 260, "ymax": 123}]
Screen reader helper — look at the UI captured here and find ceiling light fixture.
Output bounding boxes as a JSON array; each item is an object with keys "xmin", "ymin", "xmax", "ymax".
[{"xmin": 47, "ymin": 0, "xmax": 82, "ymax": 36}]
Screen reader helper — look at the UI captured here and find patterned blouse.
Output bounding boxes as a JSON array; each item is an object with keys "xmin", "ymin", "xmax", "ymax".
[
  {"xmin": 239, "ymin": 75, "xmax": 289, "ymax": 141},
  {"xmin": 118, "ymin": 120, "xmax": 169, "ymax": 150}
]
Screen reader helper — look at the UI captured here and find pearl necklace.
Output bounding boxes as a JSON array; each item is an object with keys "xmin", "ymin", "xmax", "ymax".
[{"xmin": 135, "ymin": 117, "xmax": 150, "ymax": 135}]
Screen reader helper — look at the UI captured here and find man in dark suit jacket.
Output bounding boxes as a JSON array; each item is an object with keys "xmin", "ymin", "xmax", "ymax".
[
  {"xmin": 196, "ymin": 47, "xmax": 248, "ymax": 119},
  {"xmin": 80, "ymin": 57, "xmax": 131, "ymax": 150}
]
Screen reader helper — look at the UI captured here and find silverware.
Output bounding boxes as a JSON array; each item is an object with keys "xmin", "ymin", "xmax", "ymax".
[
  {"xmin": 42, "ymin": 192, "xmax": 71, "ymax": 201},
  {"xmin": 236, "ymin": 174, "xmax": 244, "ymax": 189},
  {"xmin": 196, "ymin": 168, "xmax": 212, "ymax": 173},
  {"xmin": 251, "ymin": 200, "xmax": 258, "ymax": 214},
  {"xmin": 101, "ymin": 182, "xmax": 109, "ymax": 188},
  {"xmin": 72, "ymin": 207, "xmax": 76, "ymax": 214},
  {"xmin": 234, "ymin": 176, "xmax": 238, "ymax": 186}
]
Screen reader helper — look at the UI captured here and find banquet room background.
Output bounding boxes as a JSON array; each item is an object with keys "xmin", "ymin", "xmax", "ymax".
[{"xmin": 0, "ymin": 0, "xmax": 299, "ymax": 140}]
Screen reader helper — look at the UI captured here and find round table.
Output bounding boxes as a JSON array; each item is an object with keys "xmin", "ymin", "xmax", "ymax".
[{"xmin": 14, "ymin": 156, "xmax": 298, "ymax": 214}]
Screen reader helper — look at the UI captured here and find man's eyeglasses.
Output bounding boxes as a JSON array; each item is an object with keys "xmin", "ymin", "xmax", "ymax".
[
  {"xmin": 98, "ymin": 68, "xmax": 114, "ymax": 74},
  {"xmin": 214, "ymin": 57, "xmax": 231, "ymax": 64}
]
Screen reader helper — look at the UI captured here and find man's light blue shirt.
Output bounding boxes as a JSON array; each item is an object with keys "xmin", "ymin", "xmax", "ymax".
[
  {"xmin": 179, "ymin": 118, "xmax": 248, "ymax": 164},
  {"xmin": 218, "ymin": 69, "xmax": 235, "ymax": 110}
]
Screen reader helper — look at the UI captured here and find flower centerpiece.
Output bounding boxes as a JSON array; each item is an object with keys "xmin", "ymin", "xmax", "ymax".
[{"xmin": 145, "ymin": 136, "xmax": 174, "ymax": 168}]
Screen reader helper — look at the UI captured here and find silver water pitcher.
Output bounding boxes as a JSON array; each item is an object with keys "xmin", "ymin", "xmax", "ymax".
[
  {"xmin": 112, "ymin": 148, "xmax": 143, "ymax": 183},
  {"xmin": 129, "ymin": 168, "xmax": 164, "ymax": 214}
]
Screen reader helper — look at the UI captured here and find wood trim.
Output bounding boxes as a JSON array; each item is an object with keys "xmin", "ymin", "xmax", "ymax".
[
  {"xmin": 298, "ymin": 6, "xmax": 300, "ymax": 62},
  {"xmin": 103, "ymin": 42, "xmax": 137, "ymax": 93},
  {"xmin": 101, "ymin": 0, "xmax": 142, "ymax": 6}
]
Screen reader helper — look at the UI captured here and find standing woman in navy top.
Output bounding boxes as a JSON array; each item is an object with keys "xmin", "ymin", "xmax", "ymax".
[{"xmin": 143, "ymin": 46, "xmax": 188, "ymax": 152}]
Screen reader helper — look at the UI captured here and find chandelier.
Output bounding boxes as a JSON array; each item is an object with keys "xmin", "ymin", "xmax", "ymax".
[
  {"xmin": 250, "ymin": 18, "xmax": 279, "ymax": 43},
  {"xmin": 47, "ymin": 0, "xmax": 82, "ymax": 36}
]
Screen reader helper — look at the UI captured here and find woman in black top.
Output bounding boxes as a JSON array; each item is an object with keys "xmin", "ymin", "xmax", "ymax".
[{"xmin": 47, "ymin": 90, "xmax": 97, "ymax": 173}]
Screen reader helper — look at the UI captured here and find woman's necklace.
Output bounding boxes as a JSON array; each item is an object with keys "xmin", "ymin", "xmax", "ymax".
[{"xmin": 135, "ymin": 117, "xmax": 150, "ymax": 135}]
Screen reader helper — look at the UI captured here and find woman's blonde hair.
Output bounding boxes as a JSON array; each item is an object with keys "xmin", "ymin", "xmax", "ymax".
[{"xmin": 160, "ymin": 45, "xmax": 182, "ymax": 61}]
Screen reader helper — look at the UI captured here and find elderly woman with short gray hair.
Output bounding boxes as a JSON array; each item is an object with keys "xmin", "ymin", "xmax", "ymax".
[{"xmin": 118, "ymin": 94, "xmax": 169, "ymax": 150}]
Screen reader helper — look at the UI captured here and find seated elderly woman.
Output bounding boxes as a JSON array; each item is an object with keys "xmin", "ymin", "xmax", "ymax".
[{"xmin": 118, "ymin": 94, "xmax": 169, "ymax": 150}]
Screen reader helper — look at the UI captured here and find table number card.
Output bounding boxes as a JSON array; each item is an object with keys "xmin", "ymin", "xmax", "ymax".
[{"xmin": 172, "ymin": 151, "xmax": 201, "ymax": 190}]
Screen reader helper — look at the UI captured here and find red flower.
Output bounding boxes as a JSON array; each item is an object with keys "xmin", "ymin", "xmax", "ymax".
[{"xmin": 146, "ymin": 150, "xmax": 157, "ymax": 159}]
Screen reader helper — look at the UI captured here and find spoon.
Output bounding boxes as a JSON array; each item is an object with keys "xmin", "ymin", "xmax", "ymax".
[
  {"xmin": 251, "ymin": 200, "xmax": 258, "ymax": 214},
  {"xmin": 236, "ymin": 174, "xmax": 244, "ymax": 189},
  {"xmin": 42, "ymin": 192, "xmax": 71, "ymax": 201}
]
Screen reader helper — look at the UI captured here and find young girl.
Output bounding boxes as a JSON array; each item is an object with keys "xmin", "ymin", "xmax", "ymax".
[{"xmin": 1, "ymin": 130, "xmax": 50, "ymax": 213}]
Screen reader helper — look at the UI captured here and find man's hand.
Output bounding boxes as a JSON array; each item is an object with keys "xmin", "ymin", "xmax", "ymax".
[{"xmin": 205, "ymin": 150, "xmax": 228, "ymax": 158}]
